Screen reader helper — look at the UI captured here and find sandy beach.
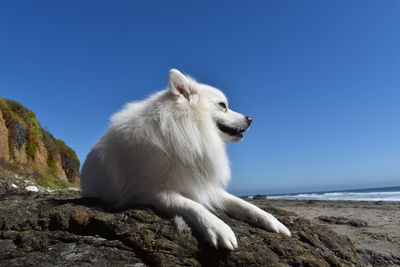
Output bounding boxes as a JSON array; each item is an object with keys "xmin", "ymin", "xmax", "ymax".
[{"xmin": 268, "ymin": 199, "xmax": 400, "ymax": 262}]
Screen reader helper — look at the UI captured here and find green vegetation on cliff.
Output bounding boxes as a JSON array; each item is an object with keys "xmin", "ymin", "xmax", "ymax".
[
  {"xmin": 0, "ymin": 97, "xmax": 80, "ymax": 189},
  {"xmin": 41, "ymin": 129, "xmax": 80, "ymax": 184}
]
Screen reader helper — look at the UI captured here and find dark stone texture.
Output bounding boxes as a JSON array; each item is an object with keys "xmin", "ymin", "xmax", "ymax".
[
  {"xmin": 13, "ymin": 123, "xmax": 27, "ymax": 150},
  {"xmin": 357, "ymin": 248, "xmax": 400, "ymax": 266},
  {"xmin": 318, "ymin": 216, "xmax": 368, "ymax": 227},
  {"xmin": 0, "ymin": 180, "xmax": 365, "ymax": 267},
  {"xmin": 252, "ymin": 194, "xmax": 267, "ymax": 200}
]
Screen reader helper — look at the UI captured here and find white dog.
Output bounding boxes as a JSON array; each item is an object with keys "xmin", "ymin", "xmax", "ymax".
[{"xmin": 80, "ymin": 69, "xmax": 291, "ymax": 250}]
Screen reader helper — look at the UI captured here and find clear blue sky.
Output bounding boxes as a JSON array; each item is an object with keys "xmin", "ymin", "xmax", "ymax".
[{"xmin": 1, "ymin": 1, "xmax": 399, "ymax": 195}]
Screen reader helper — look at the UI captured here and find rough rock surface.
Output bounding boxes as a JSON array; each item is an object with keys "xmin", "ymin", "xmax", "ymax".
[
  {"xmin": 318, "ymin": 216, "xmax": 369, "ymax": 227},
  {"xmin": 0, "ymin": 178, "xmax": 368, "ymax": 267}
]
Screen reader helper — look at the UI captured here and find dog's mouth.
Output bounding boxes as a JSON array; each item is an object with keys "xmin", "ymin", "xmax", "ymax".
[{"xmin": 217, "ymin": 123, "xmax": 246, "ymax": 138}]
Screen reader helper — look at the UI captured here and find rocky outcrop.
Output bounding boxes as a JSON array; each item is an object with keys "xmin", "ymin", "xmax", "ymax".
[
  {"xmin": 0, "ymin": 178, "xmax": 367, "ymax": 267},
  {"xmin": 318, "ymin": 216, "xmax": 369, "ymax": 227},
  {"xmin": 0, "ymin": 98, "xmax": 79, "ymax": 188}
]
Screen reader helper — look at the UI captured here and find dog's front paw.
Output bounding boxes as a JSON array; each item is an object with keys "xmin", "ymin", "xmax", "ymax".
[
  {"xmin": 256, "ymin": 211, "xmax": 291, "ymax": 237},
  {"xmin": 205, "ymin": 218, "xmax": 238, "ymax": 250}
]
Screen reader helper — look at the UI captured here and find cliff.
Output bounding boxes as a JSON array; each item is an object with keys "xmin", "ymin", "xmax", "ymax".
[
  {"xmin": 0, "ymin": 178, "xmax": 370, "ymax": 267},
  {"xmin": 0, "ymin": 98, "xmax": 79, "ymax": 188}
]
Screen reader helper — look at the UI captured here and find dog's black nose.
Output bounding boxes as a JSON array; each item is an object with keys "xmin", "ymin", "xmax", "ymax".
[{"xmin": 245, "ymin": 116, "xmax": 253, "ymax": 125}]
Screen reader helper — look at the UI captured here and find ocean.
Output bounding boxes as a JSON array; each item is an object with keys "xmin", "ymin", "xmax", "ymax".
[{"xmin": 264, "ymin": 186, "xmax": 400, "ymax": 202}]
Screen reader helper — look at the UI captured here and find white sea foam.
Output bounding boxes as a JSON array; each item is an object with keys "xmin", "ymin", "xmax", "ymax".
[{"xmin": 268, "ymin": 190, "xmax": 400, "ymax": 202}]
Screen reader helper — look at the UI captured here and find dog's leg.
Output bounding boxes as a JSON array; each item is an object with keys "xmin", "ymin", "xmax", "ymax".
[
  {"xmin": 154, "ymin": 191, "xmax": 238, "ymax": 250},
  {"xmin": 220, "ymin": 191, "xmax": 291, "ymax": 237}
]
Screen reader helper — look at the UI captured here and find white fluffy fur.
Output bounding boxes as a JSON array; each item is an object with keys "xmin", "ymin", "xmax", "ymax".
[{"xmin": 80, "ymin": 69, "xmax": 291, "ymax": 250}]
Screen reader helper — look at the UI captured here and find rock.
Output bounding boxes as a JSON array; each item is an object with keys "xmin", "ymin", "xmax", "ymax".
[
  {"xmin": 253, "ymin": 194, "xmax": 267, "ymax": 200},
  {"xmin": 0, "ymin": 182, "xmax": 365, "ymax": 266},
  {"xmin": 10, "ymin": 184, "xmax": 17, "ymax": 189},
  {"xmin": 318, "ymin": 216, "xmax": 369, "ymax": 227},
  {"xmin": 357, "ymin": 248, "xmax": 400, "ymax": 266},
  {"xmin": 24, "ymin": 185, "xmax": 39, "ymax": 192}
]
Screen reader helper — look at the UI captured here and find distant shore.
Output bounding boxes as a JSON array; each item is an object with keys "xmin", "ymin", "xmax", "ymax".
[{"xmin": 265, "ymin": 199, "xmax": 400, "ymax": 263}]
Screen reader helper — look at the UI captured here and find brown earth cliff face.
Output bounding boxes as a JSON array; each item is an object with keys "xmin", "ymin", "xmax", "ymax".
[{"xmin": 0, "ymin": 98, "xmax": 79, "ymax": 188}]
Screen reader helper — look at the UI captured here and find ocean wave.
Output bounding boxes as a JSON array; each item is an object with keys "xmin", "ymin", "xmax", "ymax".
[{"xmin": 268, "ymin": 191, "xmax": 400, "ymax": 201}]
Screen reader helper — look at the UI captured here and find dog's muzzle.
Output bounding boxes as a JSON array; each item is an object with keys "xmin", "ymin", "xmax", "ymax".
[{"xmin": 217, "ymin": 116, "xmax": 252, "ymax": 139}]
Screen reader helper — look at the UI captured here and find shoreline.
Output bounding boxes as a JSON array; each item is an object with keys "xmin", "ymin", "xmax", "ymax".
[{"xmin": 263, "ymin": 199, "xmax": 400, "ymax": 262}]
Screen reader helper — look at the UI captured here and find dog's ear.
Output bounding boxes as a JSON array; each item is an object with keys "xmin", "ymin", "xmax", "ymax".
[{"xmin": 169, "ymin": 69, "xmax": 196, "ymax": 99}]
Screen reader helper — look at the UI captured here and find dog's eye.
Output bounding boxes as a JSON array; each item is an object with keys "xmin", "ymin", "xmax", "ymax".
[{"xmin": 218, "ymin": 102, "xmax": 227, "ymax": 109}]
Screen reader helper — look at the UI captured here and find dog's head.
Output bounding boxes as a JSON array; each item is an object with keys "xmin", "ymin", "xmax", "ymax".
[{"xmin": 168, "ymin": 69, "xmax": 252, "ymax": 142}]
